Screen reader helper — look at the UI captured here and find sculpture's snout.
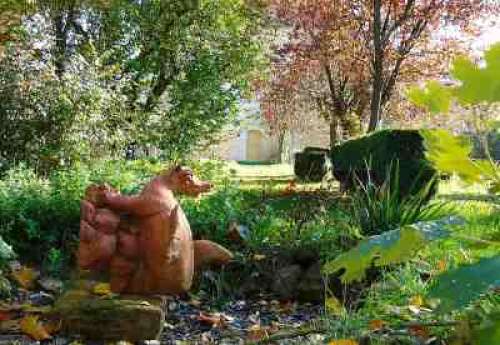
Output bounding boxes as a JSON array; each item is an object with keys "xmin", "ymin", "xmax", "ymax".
[
  {"xmin": 170, "ymin": 165, "xmax": 213, "ymax": 197},
  {"xmin": 185, "ymin": 178, "xmax": 212, "ymax": 197}
]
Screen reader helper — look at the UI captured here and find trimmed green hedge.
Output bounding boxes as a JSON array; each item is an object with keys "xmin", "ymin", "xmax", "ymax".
[
  {"xmin": 331, "ymin": 130, "xmax": 438, "ymax": 198},
  {"xmin": 294, "ymin": 147, "xmax": 331, "ymax": 182}
]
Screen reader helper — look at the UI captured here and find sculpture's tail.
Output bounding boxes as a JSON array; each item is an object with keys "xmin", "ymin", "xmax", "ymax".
[{"xmin": 193, "ymin": 240, "xmax": 233, "ymax": 271}]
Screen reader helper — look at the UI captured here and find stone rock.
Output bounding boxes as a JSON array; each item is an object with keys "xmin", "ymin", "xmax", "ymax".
[
  {"xmin": 51, "ymin": 289, "xmax": 164, "ymax": 342},
  {"xmin": 271, "ymin": 264, "xmax": 302, "ymax": 300},
  {"xmin": 0, "ymin": 273, "xmax": 11, "ymax": 297},
  {"xmin": 296, "ymin": 262, "xmax": 323, "ymax": 303},
  {"xmin": 29, "ymin": 291, "xmax": 55, "ymax": 306},
  {"xmin": 38, "ymin": 277, "xmax": 63, "ymax": 294}
]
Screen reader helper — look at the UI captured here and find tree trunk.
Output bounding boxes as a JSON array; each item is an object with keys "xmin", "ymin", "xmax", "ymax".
[
  {"xmin": 53, "ymin": 12, "xmax": 68, "ymax": 79},
  {"xmin": 330, "ymin": 117, "xmax": 338, "ymax": 150},
  {"xmin": 368, "ymin": 0, "xmax": 384, "ymax": 132}
]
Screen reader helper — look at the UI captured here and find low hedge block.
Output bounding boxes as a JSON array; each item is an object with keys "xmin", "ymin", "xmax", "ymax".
[
  {"xmin": 294, "ymin": 147, "xmax": 331, "ymax": 182},
  {"xmin": 331, "ymin": 130, "xmax": 438, "ymax": 198}
]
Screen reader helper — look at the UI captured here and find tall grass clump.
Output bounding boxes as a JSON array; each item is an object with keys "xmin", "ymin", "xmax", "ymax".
[{"xmin": 352, "ymin": 164, "xmax": 450, "ymax": 236}]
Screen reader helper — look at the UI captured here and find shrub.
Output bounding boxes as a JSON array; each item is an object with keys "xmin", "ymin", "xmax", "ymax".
[
  {"xmin": 0, "ymin": 159, "xmax": 230, "ymax": 274},
  {"xmin": 331, "ymin": 130, "xmax": 438, "ymax": 199},
  {"xmin": 351, "ymin": 164, "xmax": 450, "ymax": 235},
  {"xmin": 294, "ymin": 147, "xmax": 331, "ymax": 182}
]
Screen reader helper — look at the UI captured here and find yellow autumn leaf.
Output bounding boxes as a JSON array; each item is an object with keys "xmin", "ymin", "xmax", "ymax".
[
  {"xmin": 253, "ymin": 254, "xmax": 266, "ymax": 261},
  {"xmin": 325, "ymin": 296, "xmax": 345, "ymax": 316},
  {"xmin": 44, "ymin": 319, "xmax": 62, "ymax": 335},
  {"xmin": 409, "ymin": 295, "xmax": 424, "ymax": 307},
  {"xmin": 20, "ymin": 315, "xmax": 51, "ymax": 341},
  {"xmin": 437, "ymin": 259, "xmax": 447, "ymax": 272},
  {"xmin": 11, "ymin": 266, "xmax": 38, "ymax": 289},
  {"xmin": 369, "ymin": 319, "xmax": 385, "ymax": 331},
  {"xmin": 328, "ymin": 340, "xmax": 359, "ymax": 345},
  {"xmin": 92, "ymin": 283, "xmax": 112, "ymax": 296}
]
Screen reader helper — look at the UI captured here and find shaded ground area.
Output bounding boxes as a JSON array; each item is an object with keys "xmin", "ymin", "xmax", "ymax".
[
  {"xmin": 0, "ymin": 292, "xmax": 323, "ymax": 345},
  {"xmin": 160, "ymin": 295, "xmax": 323, "ymax": 344}
]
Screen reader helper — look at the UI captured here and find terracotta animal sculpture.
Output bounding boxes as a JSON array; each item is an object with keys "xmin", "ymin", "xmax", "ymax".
[{"xmin": 78, "ymin": 166, "xmax": 233, "ymax": 295}]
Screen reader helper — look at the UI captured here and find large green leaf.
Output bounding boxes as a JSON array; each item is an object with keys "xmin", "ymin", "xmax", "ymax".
[
  {"xmin": 323, "ymin": 217, "xmax": 462, "ymax": 282},
  {"xmin": 474, "ymin": 312, "xmax": 500, "ymax": 345},
  {"xmin": 428, "ymin": 256, "xmax": 500, "ymax": 313},
  {"xmin": 406, "ymin": 80, "xmax": 453, "ymax": 114},
  {"xmin": 421, "ymin": 129, "xmax": 483, "ymax": 184}
]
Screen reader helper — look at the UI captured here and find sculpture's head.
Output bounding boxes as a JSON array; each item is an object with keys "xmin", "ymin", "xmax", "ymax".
[{"xmin": 165, "ymin": 165, "xmax": 212, "ymax": 197}]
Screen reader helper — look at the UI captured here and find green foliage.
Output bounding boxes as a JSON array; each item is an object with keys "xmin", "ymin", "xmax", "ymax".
[
  {"xmin": 0, "ymin": 31, "xmax": 136, "ymax": 173},
  {"xmin": 96, "ymin": 0, "xmax": 265, "ymax": 159},
  {"xmin": 421, "ymin": 130, "xmax": 482, "ymax": 184},
  {"xmin": 451, "ymin": 44, "xmax": 500, "ymax": 105},
  {"xmin": 0, "ymin": 0, "xmax": 265, "ymax": 171},
  {"xmin": 428, "ymin": 256, "xmax": 500, "ymax": 313},
  {"xmin": 407, "ymin": 80, "xmax": 453, "ymax": 114},
  {"xmin": 331, "ymin": 130, "xmax": 438, "ymax": 199},
  {"xmin": 474, "ymin": 312, "xmax": 500, "ymax": 345},
  {"xmin": 408, "ymin": 44, "xmax": 500, "ymax": 194},
  {"xmin": 422, "ymin": 129, "xmax": 499, "ymax": 194},
  {"xmin": 323, "ymin": 217, "xmax": 462, "ymax": 282},
  {"xmin": 409, "ymin": 43, "xmax": 500, "ymax": 110},
  {"xmin": 0, "ymin": 160, "xmax": 167, "ymax": 273},
  {"xmin": 0, "ymin": 234, "xmax": 15, "ymax": 265},
  {"xmin": 351, "ymin": 164, "xmax": 449, "ymax": 236}
]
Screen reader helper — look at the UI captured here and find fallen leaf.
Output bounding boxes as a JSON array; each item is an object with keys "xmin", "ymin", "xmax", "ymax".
[
  {"xmin": 0, "ymin": 310, "xmax": 12, "ymax": 321},
  {"xmin": 409, "ymin": 295, "xmax": 424, "ymax": 307},
  {"xmin": 21, "ymin": 304, "xmax": 52, "ymax": 314},
  {"xmin": 408, "ymin": 324, "xmax": 429, "ymax": 339},
  {"xmin": 247, "ymin": 324, "xmax": 268, "ymax": 342},
  {"xmin": 369, "ymin": 319, "xmax": 385, "ymax": 331},
  {"xmin": 188, "ymin": 299, "xmax": 202, "ymax": 307},
  {"xmin": 325, "ymin": 296, "xmax": 345, "ymax": 316},
  {"xmin": 408, "ymin": 305, "xmax": 421, "ymax": 315},
  {"xmin": 20, "ymin": 315, "xmax": 51, "ymax": 341},
  {"xmin": 328, "ymin": 340, "xmax": 359, "ymax": 345},
  {"xmin": 253, "ymin": 254, "xmax": 266, "ymax": 261},
  {"xmin": 197, "ymin": 312, "xmax": 224, "ymax": 328},
  {"xmin": 92, "ymin": 283, "xmax": 112, "ymax": 296},
  {"xmin": 437, "ymin": 259, "xmax": 447, "ymax": 272},
  {"xmin": 44, "ymin": 319, "xmax": 62, "ymax": 335},
  {"xmin": 11, "ymin": 266, "xmax": 38, "ymax": 289}
]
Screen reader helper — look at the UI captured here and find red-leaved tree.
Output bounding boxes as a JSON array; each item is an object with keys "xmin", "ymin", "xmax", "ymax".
[{"xmin": 260, "ymin": 0, "xmax": 497, "ymax": 149}]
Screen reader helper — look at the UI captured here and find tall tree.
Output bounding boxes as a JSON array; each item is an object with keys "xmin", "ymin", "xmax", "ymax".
[
  {"xmin": 263, "ymin": 0, "xmax": 495, "ymax": 147},
  {"xmin": 0, "ymin": 0, "xmax": 265, "ymax": 169}
]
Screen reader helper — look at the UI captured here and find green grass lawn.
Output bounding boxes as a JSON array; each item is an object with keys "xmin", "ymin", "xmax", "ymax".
[{"xmin": 225, "ymin": 161, "xmax": 294, "ymax": 180}]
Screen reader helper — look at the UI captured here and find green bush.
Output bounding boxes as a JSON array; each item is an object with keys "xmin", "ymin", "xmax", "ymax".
[
  {"xmin": 0, "ymin": 159, "xmax": 231, "ymax": 274},
  {"xmin": 294, "ymin": 147, "xmax": 331, "ymax": 182},
  {"xmin": 331, "ymin": 130, "xmax": 438, "ymax": 199}
]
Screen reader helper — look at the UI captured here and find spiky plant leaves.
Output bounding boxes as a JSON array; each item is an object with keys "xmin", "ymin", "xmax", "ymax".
[
  {"xmin": 323, "ymin": 217, "xmax": 462, "ymax": 282},
  {"xmin": 428, "ymin": 256, "xmax": 500, "ymax": 313}
]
